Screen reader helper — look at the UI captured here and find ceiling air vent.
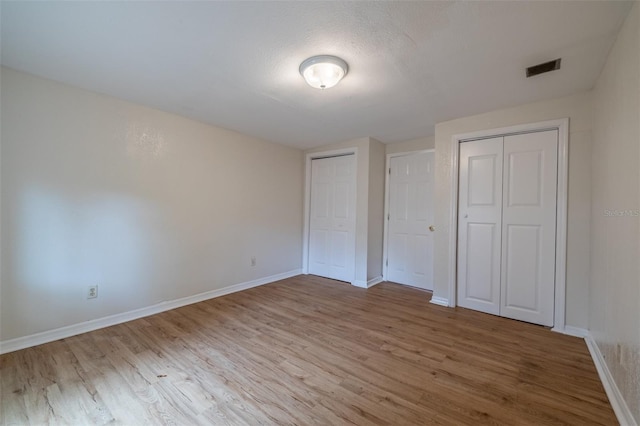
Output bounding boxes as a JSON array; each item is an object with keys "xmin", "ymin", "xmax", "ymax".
[{"xmin": 526, "ymin": 58, "xmax": 561, "ymax": 78}]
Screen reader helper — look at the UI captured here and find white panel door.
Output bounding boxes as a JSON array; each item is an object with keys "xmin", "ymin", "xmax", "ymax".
[
  {"xmin": 457, "ymin": 137, "xmax": 503, "ymax": 315},
  {"xmin": 500, "ymin": 130, "xmax": 558, "ymax": 326},
  {"xmin": 308, "ymin": 155, "xmax": 356, "ymax": 282},
  {"xmin": 386, "ymin": 152, "xmax": 434, "ymax": 290}
]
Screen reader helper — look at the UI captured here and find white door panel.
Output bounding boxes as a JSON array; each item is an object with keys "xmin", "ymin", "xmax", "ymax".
[
  {"xmin": 309, "ymin": 155, "xmax": 356, "ymax": 282},
  {"xmin": 464, "ymin": 223, "xmax": 499, "ymax": 303},
  {"xmin": 457, "ymin": 137, "xmax": 503, "ymax": 314},
  {"xmin": 331, "ymin": 231, "xmax": 348, "ymax": 268},
  {"xmin": 503, "ymin": 225, "xmax": 541, "ymax": 309},
  {"xmin": 500, "ymin": 131, "xmax": 557, "ymax": 326},
  {"xmin": 310, "ymin": 229, "xmax": 328, "ymax": 264},
  {"xmin": 387, "ymin": 152, "xmax": 434, "ymax": 290}
]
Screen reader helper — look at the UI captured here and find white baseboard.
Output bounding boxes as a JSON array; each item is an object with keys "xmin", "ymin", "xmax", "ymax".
[
  {"xmin": 351, "ymin": 280, "xmax": 367, "ymax": 288},
  {"xmin": 430, "ymin": 296, "xmax": 450, "ymax": 307},
  {"xmin": 351, "ymin": 276, "xmax": 384, "ymax": 289},
  {"xmin": 0, "ymin": 269, "xmax": 302, "ymax": 355},
  {"xmin": 367, "ymin": 276, "xmax": 383, "ymax": 288},
  {"xmin": 585, "ymin": 333, "xmax": 637, "ymax": 426},
  {"xmin": 552, "ymin": 325, "xmax": 589, "ymax": 338}
]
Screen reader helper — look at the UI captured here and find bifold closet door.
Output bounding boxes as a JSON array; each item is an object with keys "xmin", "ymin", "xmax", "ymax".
[
  {"xmin": 457, "ymin": 137, "xmax": 503, "ymax": 315},
  {"xmin": 500, "ymin": 131, "xmax": 557, "ymax": 326},
  {"xmin": 308, "ymin": 155, "xmax": 356, "ymax": 283},
  {"xmin": 457, "ymin": 130, "xmax": 558, "ymax": 326}
]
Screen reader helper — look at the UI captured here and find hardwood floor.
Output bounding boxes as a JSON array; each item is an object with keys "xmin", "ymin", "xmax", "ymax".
[{"xmin": 1, "ymin": 275, "xmax": 617, "ymax": 425}]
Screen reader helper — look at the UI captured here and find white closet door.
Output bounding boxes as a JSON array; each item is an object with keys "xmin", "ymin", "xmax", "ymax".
[
  {"xmin": 308, "ymin": 155, "xmax": 356, "ymax": 282},
  {"xmin": 387, "ymin": 152, "xmax": 434, "ymax": 290},
  {"xmin": 457, "ymin": 137, "xmax": 503, "ymax": 315},
  {"xmin": 500, "ymin": 130, "xmax": 558, "ymax": 326}
]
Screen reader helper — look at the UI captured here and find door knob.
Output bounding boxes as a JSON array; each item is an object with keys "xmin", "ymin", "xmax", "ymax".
[{"xmin": 429, "ymin": 225, "xmax": 435, "ymax": 232}]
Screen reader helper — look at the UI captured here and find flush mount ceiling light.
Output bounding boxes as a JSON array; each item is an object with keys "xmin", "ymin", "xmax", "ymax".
[{"xmin": 299, "ymin": 55, "xmax": 348, "ymax": 89}]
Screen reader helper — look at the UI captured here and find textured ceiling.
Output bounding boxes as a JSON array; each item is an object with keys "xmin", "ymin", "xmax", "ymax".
[{"xmin": 0, "ymin": 1, "xmax": 633, "ymax": 149}]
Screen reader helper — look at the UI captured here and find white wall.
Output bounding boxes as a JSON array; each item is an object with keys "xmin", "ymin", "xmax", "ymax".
[
  {"xmin": 433, "ymin": 91, "xmax": 593, "ymax": 329},
  {"xmin": 0, "ymin": 67, "xmax": 304, "ymax": 342},
  {"xmin": 385, "ymin": 136, "xmax": 435, "ymax": 155},
  {"xmin": 591, "ymin": 3, "xmax": 640, "ymax": 422}
]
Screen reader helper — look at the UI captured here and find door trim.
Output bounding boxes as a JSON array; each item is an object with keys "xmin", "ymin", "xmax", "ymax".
[
  {"xmin": 303, "ymin": 148, "xmax": 358, "ymax": 284},
  {"xmin": 382, "ymin": 149, "xmax": 435, "ymax": 282},
  {"xmin": 447, "ymin": 119, "xmax": 569, "ymax": 331}
]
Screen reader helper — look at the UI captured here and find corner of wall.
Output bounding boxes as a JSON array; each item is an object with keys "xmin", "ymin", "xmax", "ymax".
[{"xmin": 367, "ymin": 138, "xmax": 386, "ymax": 279}]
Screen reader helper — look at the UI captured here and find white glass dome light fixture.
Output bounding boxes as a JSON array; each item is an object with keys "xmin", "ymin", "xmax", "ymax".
[{"xmin": 299, "ymin": 55, "xmax": 348, "ymax": 89}]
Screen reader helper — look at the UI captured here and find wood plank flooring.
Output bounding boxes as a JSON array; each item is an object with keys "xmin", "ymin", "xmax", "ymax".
[{"xmin": 1, "ymin": 275, "xmax": 617, "ymax": 425}]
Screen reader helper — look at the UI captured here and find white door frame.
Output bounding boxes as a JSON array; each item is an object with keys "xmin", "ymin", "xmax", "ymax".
[
  {"xmin": 382, "ymin": 149, "xmax": 435, "ymax": 282},
  {"xmin": 447, "ymin": 119, "xmax": 569, "ymax": 332},
  {"xmin": 303, "ymin": 148, "xmax": 358, "ymax": 284}
]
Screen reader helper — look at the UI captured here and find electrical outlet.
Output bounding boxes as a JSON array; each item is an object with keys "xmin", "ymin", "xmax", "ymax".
[
  {"xmin": 251, "ymin": 256, "xmax": 256, "ymax": 267},
  {"xmin": 87, "ymin": 285, "xmax": 98, "ymax": 299}
]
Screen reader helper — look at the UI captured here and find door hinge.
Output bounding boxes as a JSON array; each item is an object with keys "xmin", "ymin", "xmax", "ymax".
[
  {"xmin": 389, "ymin": 168, "xmax": 391, "ymax": 175},
  {"xmin": 387, "ymin": 213, "xmax": 390, "ymax": 220},
  {"xmin": 386, "ymin": 259, "xmax": 388, "ymax": 266}
]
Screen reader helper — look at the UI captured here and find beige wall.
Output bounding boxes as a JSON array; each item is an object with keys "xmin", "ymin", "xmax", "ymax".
[
  {"xmin": 367, "ymin": 138, "xmax": 385, "ymax": 280},
  {"xmin": 434, "ymin": 91, "xmax": 593, "ymax": 329},
  {"xmin": 0, "ymin": 68, "xmax": 304, "ymax": 342},
  {"xmin": 591, "ymin": 3, "xmax": 640, "ymax": 422},
  {"xmin": 385, "ymin": 136, "xmax": 435, "ymax": 155}
]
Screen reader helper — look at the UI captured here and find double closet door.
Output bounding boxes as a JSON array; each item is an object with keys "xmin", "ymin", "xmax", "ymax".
[{"xmin": 457, "ymin": 130, "xmax": 558, "ymax": 326}]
